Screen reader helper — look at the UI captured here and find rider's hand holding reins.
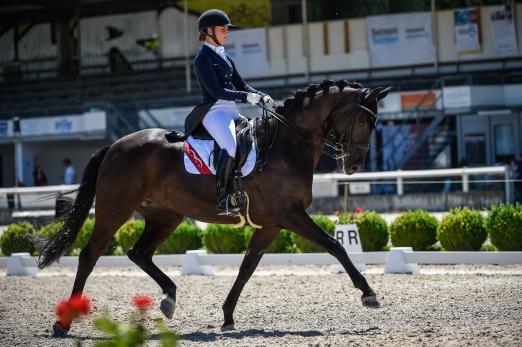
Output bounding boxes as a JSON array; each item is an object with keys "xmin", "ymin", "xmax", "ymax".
[
  {"xmin": 261, "ymin": 95, "xmax": 276, "ymax": 111},
  {"xmin": 247, "ymin": 93, "xmax": 276, "ymax": 112}
]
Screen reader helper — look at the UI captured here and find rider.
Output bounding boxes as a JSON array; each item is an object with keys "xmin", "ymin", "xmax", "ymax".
[{"xmin": 188, "ymin": 9, "xmax": 276, "ymax": 216}]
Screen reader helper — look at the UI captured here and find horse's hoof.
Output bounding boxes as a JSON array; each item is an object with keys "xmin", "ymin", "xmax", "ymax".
[
  {"xmin": 361, "ymin": 294, "xmax": 380, "ymax": 308},
  {"xmin": 221, "ymin": 323, "xmax": 236, "ymax": 332},
  {"xmin": 160, "ymin": 296, "xmax": 176, "ymax": 319},
  {"xmin": 52, "ymin": 321, "xmax": 69, "ymax": 338}
]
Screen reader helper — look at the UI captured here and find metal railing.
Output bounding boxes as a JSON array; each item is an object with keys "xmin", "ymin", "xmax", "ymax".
[
  {"xmin": 313, "ymin": 166, "xmax": 513, "ymax": 201},
  {"xmin": 0, "ymin": 166, "xmax": 513, "ymax": 211}
]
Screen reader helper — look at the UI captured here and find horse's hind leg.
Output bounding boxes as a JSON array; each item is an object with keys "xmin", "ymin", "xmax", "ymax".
[
  {"xmin": 127, "ymin": 210, "xmax": 183, "ymax": 319},
  {"xmin": 280, "ymin": 206, "xmax": 379, "ymax": 307},
  {"xmin": 53, "ymin": 209, "xmax": 132, "ymax": 337}
]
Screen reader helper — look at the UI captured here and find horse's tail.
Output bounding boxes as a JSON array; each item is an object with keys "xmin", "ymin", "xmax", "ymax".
[{"xmin": 34, "ymin": 145, "xmax": 111, "ymax": 269}]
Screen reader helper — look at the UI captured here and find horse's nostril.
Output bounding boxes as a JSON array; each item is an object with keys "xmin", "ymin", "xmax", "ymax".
[{"xmin": 351, "ymin": 165, "xmax": 360, "ymax": 172}]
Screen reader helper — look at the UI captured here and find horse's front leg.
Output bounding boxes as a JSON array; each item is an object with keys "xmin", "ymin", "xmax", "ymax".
[
  {"xmin": 221, "ymin": 226, "xmax": 279, "ymax": 331},
  {"xmin": 280, "ymin": 206, "xmax": 379, "ymax": 307}
]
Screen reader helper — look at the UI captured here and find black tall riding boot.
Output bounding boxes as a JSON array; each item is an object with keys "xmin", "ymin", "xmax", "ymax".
[{"xmin": 215, "ymin": 149, "xmax": 239, "ymax": 216}]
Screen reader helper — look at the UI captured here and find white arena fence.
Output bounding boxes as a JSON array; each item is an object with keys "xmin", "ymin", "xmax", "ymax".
[
  {"xmin": 0, "ymin": 166, "xmax": 514, "ymax": 210},
  {"xmin": 2, "ymin": 249, "xmax": 522, "ymax": 276}
]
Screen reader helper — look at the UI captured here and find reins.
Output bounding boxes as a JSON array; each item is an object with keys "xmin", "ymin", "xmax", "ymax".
[{"xmin": 257, "ymin": 103, "xmax": 377, "ymax": 161}]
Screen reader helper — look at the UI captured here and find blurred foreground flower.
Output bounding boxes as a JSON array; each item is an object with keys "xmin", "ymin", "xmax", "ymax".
[
  {"xmin": 132, "ymin": 294, "xmax": 154, "ymax": 311},
  {"xmin": 93, "ymin": 293, "xmax": 178, "ymax": 347},
  {"xmin": 55, "ymin": 293, "xmax": 92, "ymax": 329}
]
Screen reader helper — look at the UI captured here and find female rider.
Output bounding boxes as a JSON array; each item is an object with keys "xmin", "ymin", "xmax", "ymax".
[{"xmin": 186, "ymin": 9, "xmax": 275, "ymax": 216}]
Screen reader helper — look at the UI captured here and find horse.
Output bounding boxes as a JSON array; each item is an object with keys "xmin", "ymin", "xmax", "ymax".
[{"xmin": 35, "ymin": 79, "xmax": 390, "ymax": 336}]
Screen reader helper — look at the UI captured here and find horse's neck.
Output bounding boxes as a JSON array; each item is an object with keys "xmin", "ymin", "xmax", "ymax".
[{"xmin": 270, "ymin": 116, "xmax": 326, "ymax": 172}]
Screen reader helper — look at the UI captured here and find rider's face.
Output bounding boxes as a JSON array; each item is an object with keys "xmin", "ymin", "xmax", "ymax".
[{"xmin": 207, "ymin": 25, "xmax": 230, "ymax": 45}]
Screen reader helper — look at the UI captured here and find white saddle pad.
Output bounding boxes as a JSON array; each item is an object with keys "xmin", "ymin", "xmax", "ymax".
[{"xmin": 183, "ymin": 135, "xmax": 256, "ymax": 177}]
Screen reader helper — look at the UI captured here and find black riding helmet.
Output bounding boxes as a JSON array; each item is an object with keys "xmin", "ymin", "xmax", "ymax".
[{"xmin": 198, "ymin": 9, "xmax": 238, "ymax": 46}]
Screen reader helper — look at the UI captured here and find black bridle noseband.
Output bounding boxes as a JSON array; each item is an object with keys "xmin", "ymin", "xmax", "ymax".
[{"xmin": 258, "ymin": 102, "xmax": 377, "ymax": 161}]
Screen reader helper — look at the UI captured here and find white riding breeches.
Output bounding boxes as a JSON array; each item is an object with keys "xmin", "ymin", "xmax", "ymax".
[{"xmin": 202, "ymin": 100, "xmax": 241, "ymax": 158}]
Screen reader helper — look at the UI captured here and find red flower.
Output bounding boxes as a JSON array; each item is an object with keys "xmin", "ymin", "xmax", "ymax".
[
  {"xmin": 56, "ymin": 301, "xmax": 72, "ymax": 328},
  {"xmin": 132, "ymin": 294, "xmax": 154, "ymax": 311},
  {"xmin": 334, "ymin": 210, "xmax": 341, "ymax": 216},
  {"xmin": 355, "ymin": 207, "xmax": 363, "ymax": 213},
  {"xmin": 69, "ymin": 293, "xmax": 91, "ymax": 315},
  {"xmin": 55, "ymin": 294, "xmax": 92, "ymax": 328}
]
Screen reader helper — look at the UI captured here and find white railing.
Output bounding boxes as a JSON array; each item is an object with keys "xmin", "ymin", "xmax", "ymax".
[
  {"xmin": 313, "ymin": 166, "xmax": 512, "ymax": 200},
  {"xmin": 0, "ymin": 166, "xmax": 512, "ymax": 210}
]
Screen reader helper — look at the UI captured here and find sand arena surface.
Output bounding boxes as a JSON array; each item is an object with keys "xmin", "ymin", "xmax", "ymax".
[{"xmin": 0, "ymin": 264, "xmax": 521, "ymax": 346}]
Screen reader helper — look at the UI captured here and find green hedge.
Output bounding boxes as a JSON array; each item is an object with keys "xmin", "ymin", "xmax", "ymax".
[
  {"xmin": 437, "ymin": 208, "xmax": 487, "ymax": 251},
  {"xmin": 266, "ymin": 229, "xmax": 297, "ymax": 253},
  {"xmin": 71, "ymin": 218, "xmax": 117, "ymax": 255},
  {"xmin": 5, "ymin": 208, "xmax": 520, "ymax": 256},
  {"xmin": 0, "ymin": 222, "xmax": 36, "ymax": 256},
  {"xmin": 357, "ymin": 211, "xmax": 389, "ymax": 251},
  {"xmin": 291, "ymin": 215, "xmax": 335, "ymax": 253},
  {"xmin": 487, "ymin": 204, "xmax": 522, "ymax": 251},
  {"xmin": 158, "ymin": 220, "xmax": 203, "ymax": 254},
  {"xmin": 115, "ymin": 219, "xmax": 145, "ymax": 253},
  {"xmin": 203, "ymin": 224, "xmax": 253, "ymax": 253},
  {"xmin": 390, "ymin": 210, "xmax": 438, "ymax": 251}
]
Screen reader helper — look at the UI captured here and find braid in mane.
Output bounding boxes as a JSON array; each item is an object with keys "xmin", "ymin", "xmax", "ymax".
[{"xmin": 275, "ymin": 80, "xmax": 363, "ymax": 117}]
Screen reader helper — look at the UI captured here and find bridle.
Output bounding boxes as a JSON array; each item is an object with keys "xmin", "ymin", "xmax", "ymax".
[{"xmin": 258, "ymin": 101, "xmax": 378, "ymax": 162}]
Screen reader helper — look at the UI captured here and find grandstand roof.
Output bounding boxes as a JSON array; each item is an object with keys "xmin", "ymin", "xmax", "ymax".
[{"xmin": 0, "ymin": 0, "xmax": 175, "ymax": 25}]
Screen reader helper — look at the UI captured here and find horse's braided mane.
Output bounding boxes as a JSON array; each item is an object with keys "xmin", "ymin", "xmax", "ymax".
[{"xmin": 275, "ymin": 79, "xmax": 363, "ymax": 117}]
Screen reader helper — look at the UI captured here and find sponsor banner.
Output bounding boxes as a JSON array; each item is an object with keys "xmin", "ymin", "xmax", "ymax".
[
  {"xmin": 225, "ymin": 28, "xmax": 269, "ymax": 77},
  {"xmin": 489, "ymin": 5, "xmax": 518, "ymax": 56},
  {"xmin": 400, "ymin": 91, "xmax": 437, "ymax": 110},
  {"xmin": 443, "ymin": 86, "xmax": 472, "ymax": 109},
  {"xmin": 454, "ymin": 8, "xmax": 481, "ymax": 56},
  {"xmin": 367, "ymin": 12, "xmax": 434, "ymax": 67},
  {"xmin": 0, "ymin": 112, "xmax": 106, "ymax": 138}
]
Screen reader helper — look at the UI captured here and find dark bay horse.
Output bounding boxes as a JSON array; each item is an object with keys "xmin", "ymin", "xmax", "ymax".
[{"xmin": 36, "ymin": 80, "xmax": 390, "ymax": 336}]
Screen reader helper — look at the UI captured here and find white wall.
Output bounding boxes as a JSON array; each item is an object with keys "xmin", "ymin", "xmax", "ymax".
[
  {"xmin": 158, "ymin": 7, "xmax": 200, "ymax": 60},
  {"xmin": 0, "ymin": 29, "xmax": 15, "ymax": 64},
  {"xmin": 80, "ymin": 11, "xmax": 158, "ymax": 67},
  {"xmin": 18, "ymin": 24, "xmax": 56, "ymax": 61},
  {"xmin": 1, "ymin": 4, "xmax": 521, "ymax": 77}
]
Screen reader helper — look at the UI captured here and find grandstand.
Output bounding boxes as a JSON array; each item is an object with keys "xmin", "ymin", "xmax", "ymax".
[{"xmin": 1, "ymin": 0, "xmax": 521, "ymax": 194}]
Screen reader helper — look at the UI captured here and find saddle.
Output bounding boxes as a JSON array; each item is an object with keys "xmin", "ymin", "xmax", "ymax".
[
  {"xmin": 165, "ymin": 115, "xmax": 276, "ymax": 174},
  {"xmin": 165, "ymin": 115, "xmax": 277, "ymax": 222}
]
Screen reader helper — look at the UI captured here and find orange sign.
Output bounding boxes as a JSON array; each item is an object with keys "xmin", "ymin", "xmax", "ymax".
[{"xmin": 401, "ymin": 92, "xmax": 436, "ymax": 109}]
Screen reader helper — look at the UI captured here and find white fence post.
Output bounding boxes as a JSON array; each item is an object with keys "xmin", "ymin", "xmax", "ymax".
[
  {"xmin": 181, "ymin": 250, "xmax": 215, "ymax": 275},
  {"xmin": 384, "ymin": 247, "xmax": 420, "ymax": 274},
  {"xmin": 6, "ymin": 252, "xmax": 38, "ymax": 276},
  {"xmin": 397, "ymin": 177, "xmax": 404, "ymax": 196},
  {"xmin": 462, "ymin": 173, "xmax": 469, "ymax": 193}
]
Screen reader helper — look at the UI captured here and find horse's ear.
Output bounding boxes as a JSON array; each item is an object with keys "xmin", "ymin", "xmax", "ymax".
[
  {"xmin": 363, "ymin": 87, "xmax": 383, "ymax": 102},
  {"xmin": 376, "ymin": 86, "xmax": 392, "ymax": 101}
]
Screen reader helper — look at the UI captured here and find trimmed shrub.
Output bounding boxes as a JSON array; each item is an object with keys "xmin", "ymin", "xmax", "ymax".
[
  {"xmin": 38, "ymin": 221, "xmax": 64, "ymax": 238},
  {"xmin": 72, "ymin": 218, "xmax": 117, "ymax": 255},
  {"xmin": 115, "ymin": 219, "xmax": 145, "ymax": 253},
  {"xmin": 437, "ymin": 208, "xmax": 487, "ymax": 251},
  {"xmin": 158, "ymin": 221, "xmax": 203, "ymax": 254},
  {"xmin": 487, "ymin": 204, "xmax": 522, "ymax": 251},
  {"xmin": 291, "ymin": 215, "xmax": 335, "ymax": 253},
  {"xmin": 480, "ymin": 244, "xmax": 497, "ymax": 252},
  {"xmin": 357, "ymin": 211, "xmax": 389, "ymax": 251},
  {"xmin": 390, "ymin": 210, "xmax": 438, "ymax": 251},
  {"xmin": 0, "ymin": 222, "xmax": 37, "ymax": 256},
  {"xmin": 203, "ymin": 224, "xmax": 253, "ymax": 253},
  {"xmin": 266, "ymin": 229, "xmax": 297, "ymax": 253}
]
